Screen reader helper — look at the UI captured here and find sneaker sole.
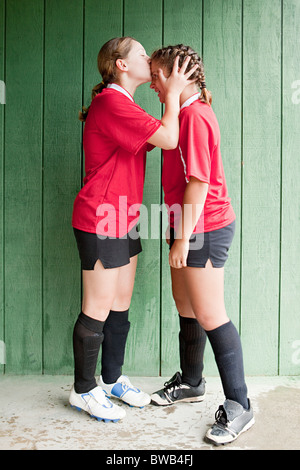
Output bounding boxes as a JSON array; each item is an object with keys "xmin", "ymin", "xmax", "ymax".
[
  {"xmin": 70, "ymin": 404, "xmax": 122, "ymax": 423},
  {"xmin": 205, "ymin": 417, "xmax": 255, "ymax": 446},
  {"xmin": 112, "ymin": 398, "xmax": 148, "ymax": 409},
  {"xmin": 151, "ymin": 393, "xmax": 206, "ymax": 406},
  {"xmin": 105, "ymin": 391, "xmax": 150, "ymax": 409}
]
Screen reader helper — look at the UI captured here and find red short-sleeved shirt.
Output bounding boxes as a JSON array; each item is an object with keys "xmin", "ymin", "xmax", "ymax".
[
  {"xmin": 162, "ymin": 94, "xmax": 235, "ymax": 233},
  {"xmin": 72, "ymin": 84, "xmax": 161, "ymax": 237}
]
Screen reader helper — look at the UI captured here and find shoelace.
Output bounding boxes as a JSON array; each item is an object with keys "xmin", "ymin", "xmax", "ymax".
[
  {"xmin": 163, "ymin": 377, "xmax": 182, "ymax": 397},
  {"xmin": 213, "ymin": 405, "xmax": 239, "ymax": 439},
  {"xmin": 215, "ymin": 406, "xmax": 228, "ymax": 426},
  {"xmin": 164, "ymin": 372, "xmax": 182, "ymax": 389},
  {"xmin": 120, "ymin": 380, "xmax": 139, "ymax": 393},
  {"xmin": 85, "ymin": 390, "xmax": 113, "ymax": 411}
]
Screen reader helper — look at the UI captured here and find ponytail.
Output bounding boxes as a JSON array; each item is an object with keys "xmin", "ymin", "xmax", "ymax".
[
  {"xmin": 78, "ymin": 81, "xmax": 107, "ymax": 122},
  {"xmin": 78, "ymin": 36, "xmax": 135, "ymax": 122}
]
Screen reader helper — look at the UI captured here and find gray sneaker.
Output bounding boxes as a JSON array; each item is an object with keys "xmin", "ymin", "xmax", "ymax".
[
  {"xmin": 206, "ymin": 399, "xmax": 255, "ymax": 445},
  {"xmin": 151, "ymin": 372, "xmax": 206, "ymax": 406}
]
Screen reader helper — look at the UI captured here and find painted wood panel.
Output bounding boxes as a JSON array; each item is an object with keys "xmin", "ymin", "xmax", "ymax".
[
  {"xmin": 0, "ymin": 0, "xmax": 4, "ymax": 373},
  {"xmin": 83, "ymin": 0, "xmax": 124, "ymax": 377},
  {"xmin": 202, "ymin": 0, "xmax": 242, "ymax": 375},
  {"xmin": 241, "ymin": 0, "xmax": 281, "ymax": 375},
  {"xmin": 43, "ymin": 0, "xmax": 83, "ymax": 373},
  {"xmin": 280, "ymin": 0, "xmax": 300, "ymax": 375},
  {"xmin": 161, "ymin": 0, "xmax": 203, "ymax": 376},
  {"xmin": 0, "ymin": 0, "xmax": 298, "ymax": 377},
  {"xmin": 4, "ymin": 0, "xmax": 44, "ymax": 373},
  {"xmin": 123, "ymin": 0, "xmax": 162, "ymax": 376}
]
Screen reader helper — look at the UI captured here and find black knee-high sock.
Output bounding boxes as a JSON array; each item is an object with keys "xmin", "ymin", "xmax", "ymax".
[
  {"xmin": 101, "ymin": 309, "xmax": 130, "ymax": 384},
  {"xmin": 179, "ymin": 315, "xmax": 207, "ymax": 386},
  {"xmin": 205, "ymin": 320, "xmax": 249, "ymax": 409},
  {"xmin": 73, "ymin": 312, "xmax": 105, "ymax": 394}
]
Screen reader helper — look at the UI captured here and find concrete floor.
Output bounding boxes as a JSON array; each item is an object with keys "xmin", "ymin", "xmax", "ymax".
[{"xmin": 0, "ymin": 375, "xmax": 299, "ymax": 451}]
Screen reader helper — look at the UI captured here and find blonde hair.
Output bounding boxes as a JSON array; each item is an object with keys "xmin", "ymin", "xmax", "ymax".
[
  {"xmin": 79, "ymin": 36, "xmax": 136, "ymax": 121},
  {"xmin": 151, "ymin": 44, "xmax": 212, "ymax": 106}
]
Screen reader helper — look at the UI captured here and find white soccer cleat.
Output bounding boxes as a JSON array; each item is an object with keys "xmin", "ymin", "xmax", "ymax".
[
  {"xmin": 69, "ymin": 384, "xmax": 126, "ymax": 422},
  {"xmin": 99, "ymin": 375, "xmax": 151, "ymax": 408}
]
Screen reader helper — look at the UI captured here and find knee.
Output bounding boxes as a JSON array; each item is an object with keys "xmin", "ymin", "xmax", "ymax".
[
  {"xmin": 111, "ymin": 294, "xmax": 132, "ymax": 311},
  {"xmin": 82, "ymin": 296, "xmax": 112, "ymax": 321},
  {"xmin": 193, "ymin": 308, "xmax": 229, "ymax": 331}
]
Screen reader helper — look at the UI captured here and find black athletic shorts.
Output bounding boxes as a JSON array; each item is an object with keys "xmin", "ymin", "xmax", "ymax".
[
  {"xmin": 169, "ymin": 220, "xmax": 236, "ymax": 268},
  {"xmin": 73, "ymin": 225, "xmax": 142, "ymax": 270}
]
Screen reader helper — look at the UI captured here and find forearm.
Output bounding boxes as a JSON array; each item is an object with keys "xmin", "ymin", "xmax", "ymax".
[
  {"xmin": 148, "ymin": 91, "xmax": 180, "ymax": 149},
  {"xmin": 160, "ymin": 92, "xmax": 180, "ymax": 139},
  {"xmin": 176, "ymin": 177, "xmax": 208, "ymax": 241}
]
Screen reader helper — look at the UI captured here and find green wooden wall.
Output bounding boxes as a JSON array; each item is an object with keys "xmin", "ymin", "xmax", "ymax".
[{"xmin": 0, "ymin": 0, "xmax": 299, "ymax": 377}]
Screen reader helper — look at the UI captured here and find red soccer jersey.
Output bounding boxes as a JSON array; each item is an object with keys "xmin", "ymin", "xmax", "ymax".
[
  {"xmin": 72, "ymin": 84, "xmax": 161, "ymax": 237},
  {"xmin": 162, "ymin": 94, "xmax": 235, "ymax": 233}
]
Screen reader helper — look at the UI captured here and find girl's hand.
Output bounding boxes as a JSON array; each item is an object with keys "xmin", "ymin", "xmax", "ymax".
[
  {"xmin": 158, "ymin": 56, "xmax": 198, "ymax": 96},
  {"xmin": 169, "ymin": 239, "xmax": 189, "ymax": 269},
  {"xmin": 159, "ymin": 56, "xmax": 197, "ymax": 94}
]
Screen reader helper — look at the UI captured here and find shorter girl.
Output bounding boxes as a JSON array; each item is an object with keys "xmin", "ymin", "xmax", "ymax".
[{"xmin": 150, "ymin": 44, "xmax": 254, "ymax": 445}]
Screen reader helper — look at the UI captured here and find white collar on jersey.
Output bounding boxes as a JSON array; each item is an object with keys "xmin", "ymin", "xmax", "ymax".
[
  {"xmin": 107, "ymin": 83, "xmax": 134, "ymax": 102},
  {"xmin": 180, "ymin": 93, "xmax": 201, "ymax": 110}
]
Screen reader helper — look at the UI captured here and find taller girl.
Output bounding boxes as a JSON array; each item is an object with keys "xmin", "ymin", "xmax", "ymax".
[
  {"xmin": 150, "ymin": 44, "xmax": 254, "ymax": 445},
  {"xmin": 70, "ymin": 37, "xmax": 197, "ymax": 423}
]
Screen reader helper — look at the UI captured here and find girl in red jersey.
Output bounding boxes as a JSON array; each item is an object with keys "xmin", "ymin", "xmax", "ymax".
[
  {"xmin": 150, "ymin": 45, "xmax": 254, "ymax": 445},
  {"xmin": 69, "ymin": 37, "xmax": 198, "ymax": 423}
]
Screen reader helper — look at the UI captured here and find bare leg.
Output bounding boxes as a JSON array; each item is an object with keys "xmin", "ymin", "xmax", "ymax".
[
  {"xmin": 171, "ymin": 267, "xmax": 195, "ymax": 318},
  {"xmin": 81, "ymin": 260, "xmax": 120, "ymax": 322},
  {"xmin": 182, "ymin": 259, "xmax": 229, "ymax": 330},
  {"xmin": 111, "ymin": 255, "xmax": 138, "ymax": 311}
]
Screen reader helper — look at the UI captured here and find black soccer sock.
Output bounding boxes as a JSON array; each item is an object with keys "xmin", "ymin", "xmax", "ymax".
[
  {"xmin": 205, "ymin": 320, "xmax": 249, "ymax": 409},
  {"xmin": 101, "ymin": 309, "xmax": 131, "ymax": 384},
  {"xmin": 179, "ymin": 315, "xmax": 207, "ymax": 387},
  {"xmin": 73, "ymin": 311, "xmax": 105, "ymax": 394}
]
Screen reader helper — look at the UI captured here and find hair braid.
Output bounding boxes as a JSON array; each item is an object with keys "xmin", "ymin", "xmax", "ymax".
[{"xmin": 151, "ymin": 44, "xmax": 212, "ymax": 105}]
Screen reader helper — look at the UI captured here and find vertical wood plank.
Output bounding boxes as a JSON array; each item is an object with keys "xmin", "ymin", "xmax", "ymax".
[
  {"xmin": 43, "ymin": 0, "xmax": 83, "ymax": 373},
  {"xmin": 84, "ymin": 0, "xmax": 123, "ymax": 106},
  {"xmin": 241, "ymin": 0, "xmax": 281, "ymax": 374},
  {"xmin": 0, "ymin": 0, "xmax": 4, "ymax": 372},
  {"xmin": 203, "ymin": 0, "xmax": 242, "ymax": 375},
  {"xmin": 5, "ymin": 0, "xmax": 44, "ymax": 373},
  {"xmin": 163, "ymin": 0, "xmax": 202, "ymax": 50},
  {"xmin": 83, "ymin": 0, "xmax": 123, "ymax": 376},
  {"xmin": 161, "ymin": 0, "xmax": 202, "ymax": 376},
  {"xmin": 123, "ymin": 0, "xmax": 162, "ymax": 376},
  {"xmin": 280, "ymin": 0, "xmax": 300, "ymax": 374}
]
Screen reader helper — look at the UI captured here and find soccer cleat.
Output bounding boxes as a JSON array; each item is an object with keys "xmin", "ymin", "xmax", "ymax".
[
  {"xmin": 69, "ymin": 384, "xmax": 126, "ymax": 422},
  {"xmin": 99, "ymin": 375, "xmax": 151, "ymax": 408},
  {"xmin": 150, "ymin": 371, "xmax": 206, "ymax": 406},
  {"xmin": 205, "ymin": 399, "xmax": 255, "ymax": 445}
]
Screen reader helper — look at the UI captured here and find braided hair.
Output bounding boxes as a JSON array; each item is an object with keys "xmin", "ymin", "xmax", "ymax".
[{"xmin": 151, "ymin": 44, "xmax": 212, "ymax": 106}]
